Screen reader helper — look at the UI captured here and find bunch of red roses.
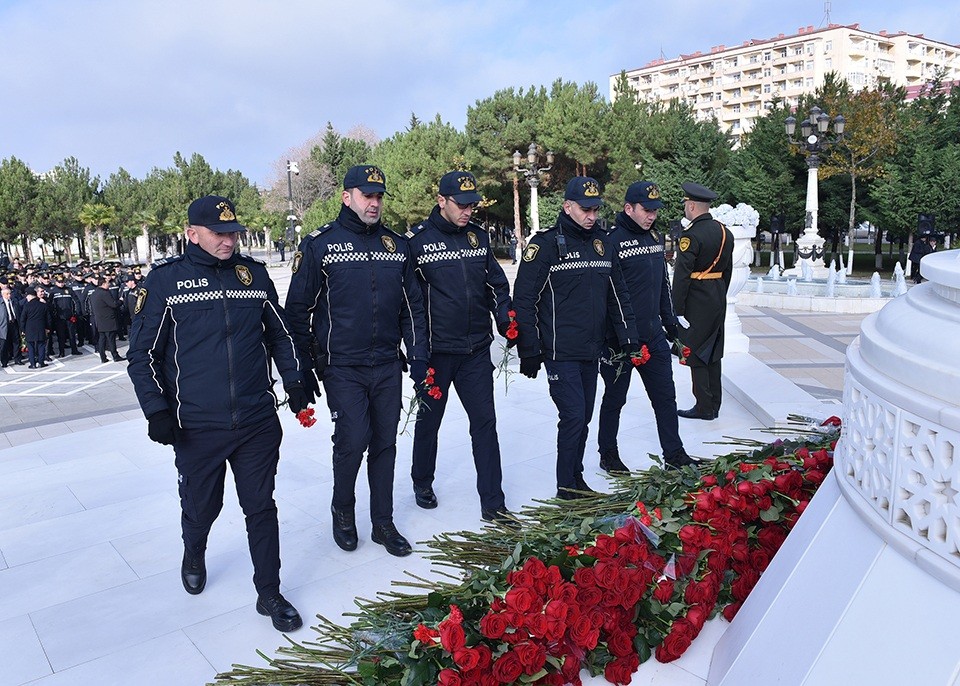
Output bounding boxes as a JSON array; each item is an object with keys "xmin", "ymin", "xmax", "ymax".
[
  {"xmin": 217, "ymin": 422, "xmax": 841, "ymax": 686},
  {"xmin": 653, "ymin": 439, "xmax": 835, "ymax": 662}
]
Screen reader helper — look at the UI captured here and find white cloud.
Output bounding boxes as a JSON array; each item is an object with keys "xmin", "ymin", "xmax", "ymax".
[{"xmin": 0, "ymin": 0, "xmax": 957, "ymax": 185}]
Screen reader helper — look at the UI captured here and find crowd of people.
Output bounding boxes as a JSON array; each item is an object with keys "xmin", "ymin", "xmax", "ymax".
[
  {"xmin": 0, "ymin": 261, "xmax": 144, "ymax": 367},
  {"xmin": 114, "ymin": 166, "xmax": 736, "ymax": 634}
]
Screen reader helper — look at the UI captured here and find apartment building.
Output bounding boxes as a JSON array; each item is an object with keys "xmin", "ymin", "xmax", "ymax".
[{"xmin": 612, "ymin": 23, "xmax": 960, "ymax": 137}]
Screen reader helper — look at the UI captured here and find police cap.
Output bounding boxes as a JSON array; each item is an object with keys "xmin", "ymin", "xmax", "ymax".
[
  {"xmin": 343, "ymin": 165, "xmax": 387, "ymax": 194},
  {"xmin": 625, "ymin": 181, "xmax": 664, "ymax": 209},
  {"xmin": 564, "ymin": 176, "xmax": 603, "ymax": 208},
  {"xmin": 438, "ymin": 171, "xmax": 482, "ymax": 205},
  {"xmin": 188, "ymin": 195, "xmax": 247, "ymax": 233},
  {"xmin": 681, "ymin": 182, "xmax": 718, "ymax": 203}
]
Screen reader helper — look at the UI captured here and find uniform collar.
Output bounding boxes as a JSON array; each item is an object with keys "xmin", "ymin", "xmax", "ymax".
[
  {"xmin": 556, "ymin": 211, "xmax": 593, "ymax": 241},
  {"xmin": 427, "ymin": 205, "xmax": 463, "ymax": 235},
  {"xmin": 184, "ymin": 239, "xmax": 238, "ymax": 268},
  {"xmin": 615, "ymin": 211, "xmax": 649, "ymax": 235},
  {"xmin": 689, "ymin": 212, "xmax": 714, "ymax": 226},
  {"xmin": 338, "ymin": 203, "xmax": 381, "ymax": 235}
]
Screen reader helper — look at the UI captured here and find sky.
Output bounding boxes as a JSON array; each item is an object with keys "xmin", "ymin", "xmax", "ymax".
[{"xmin": 1, "ymin": 0, "xmax": 958, "ymax": 188}]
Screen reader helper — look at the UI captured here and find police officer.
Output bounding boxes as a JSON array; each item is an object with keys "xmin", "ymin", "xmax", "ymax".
[
  {"xmin": 406, "ymin": 171, "xmax": 513, "ymax": 525},
  {"xmin": 127, "ymin": 195, "xmax": 307, "ymax": 633},
  {"xmin": 49, "ymin": 273, "xmax": 81, "ymax": 356},
  {"xmin": 285, "ymin": 165, "xmax": 428, "ymax": 557},
  {"xmin": 122, "ymin": 272, "xmax": 142, "ymax": 323},
  {"xmin": 597, "ymin": 182, "xmax": 696, "ymax": 471},
  {"xmin": 672, "ymin": 182, "xmax": 734, "ymax": 420},
  {"xmin": 513, "ymin": 177, "xmax": 639, "ymax": 499},
  {"xmin": 69, "ymin": 270, "xmax": 89, "ymax": 345}
]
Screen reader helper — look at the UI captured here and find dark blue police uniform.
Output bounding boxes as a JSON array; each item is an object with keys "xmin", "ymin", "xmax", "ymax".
[
  {"xmin": 513, "ymin": 177, "xmax": 638, "ymax": 497},
  {"xmin": 127, "ymin": 240, "xmax": 302, "ymax": 598},
  {"xmin": 285, "ymin": 200, "xmax": 428, "ymax": 536},
  {"xmin": 406, "ymin": 180, "xmax": 511, "ymax": 518},
  {"xmin": 597, "ymin": 185, "xmax": 687, "ymax": 467}
]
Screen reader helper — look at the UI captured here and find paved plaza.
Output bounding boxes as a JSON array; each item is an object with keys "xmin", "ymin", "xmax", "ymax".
[{"xmin": 0, "ymin": 254, "xmax": 870, "ymax": 685}]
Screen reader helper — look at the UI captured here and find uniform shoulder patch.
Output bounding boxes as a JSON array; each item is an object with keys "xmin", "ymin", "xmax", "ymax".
[
  {"xmin": 679, "ymin": 236, "xmax": 691, "ymax": 252},
  {"xmin": 150, "ymin": 255, "xmax": 184, "ymax": 269},
  {"xmin": 522, "ymin": 244, "xmax": 540, "ymax": 262},
  {"xmin": 405, "ymin": 223, "xmax": 426, "ymax": 239},
  {"xmin": 308, "ymin": 223, "xmax": 333, "ymax": 238}
]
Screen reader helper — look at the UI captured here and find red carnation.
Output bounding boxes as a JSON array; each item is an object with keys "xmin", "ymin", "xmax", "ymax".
[{"xmin": 413, "ymin": 623, "xmax": 439, "ymax": 646}]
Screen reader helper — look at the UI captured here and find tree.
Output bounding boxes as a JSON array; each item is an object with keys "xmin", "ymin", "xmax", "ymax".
[
  {"xmin": 726, "ymin": 100, "xmax": 806, "ymax": 235},
  {"xmin": 0, "ymin": 157, "xmax": 40, "ymax": 261},
  {"xmin": 465, "ymin": 86, "xmax": 548, "ymax": 240},
  {"xmin": 372, "ymin": 114, "xmax": 467, "ymax": 231},
  {"xmin": 807, "ymin": 73, "xmax": 903, "ymax": 266},
  {"xmin": 78, "ymin": 203, "xmax": 117, "ymax": 262},
  {"xmin": 34, "ymin": 156, "xmax": 98, "ymax": 262},
  {"xmin": 540, "ymin": 79, "xmax": 607, "ymax": 177}
]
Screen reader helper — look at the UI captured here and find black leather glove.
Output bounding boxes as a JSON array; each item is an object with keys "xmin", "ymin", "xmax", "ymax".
[
  {"xmin": 497, "ymin": 321, "xmax": 519, "ymax": 348},
  {"xmin": 286, "ymin": 384, "xmax": 310, "ymax": 414},
  {"xmin": 664, "ymin": 323, "xmax": 679, "ymax": 343},
  {"xmin": 520, "ymin": 356, "xmax": 542, "ymax": 379},
  {"xmin": 398, "ymin": 350, "xmax": 408, "ymax": 373},
  {"xmin": 410, "ymin": 359, "xmax": 429, "ymax": 385},
  {"xmin": 623, "ymin": 345, "xmax": 641, "ymax": 359},
  {"xmin": 147, "ymin": 410, "xmax": 179, "ymax": 446}
]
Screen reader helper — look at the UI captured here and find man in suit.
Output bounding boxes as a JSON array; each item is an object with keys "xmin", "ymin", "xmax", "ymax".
[{"xmin": 1, "ymin": 284, "xmax": 24, "ymax": 367}]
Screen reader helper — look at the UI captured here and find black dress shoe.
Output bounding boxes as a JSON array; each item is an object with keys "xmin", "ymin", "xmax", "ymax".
[
  {"xmin": 677, "ymin": 407, "xmax": 715, "ymax": 420},
  {"xmin": 28, "ymin": 364, "xmax": 36, "ymax": 369},
  {"xmin": 413, "ymin": 485, "xmax": 438, "ymax": 509},
  {"xmin": 331, "ymin": 505, "xmax": 358, "ymax": 551},
  {"xmin": 371, "ymin": 523, "xmax": 412, "ymax": 557},
  {"xmin": 39, "ymin": 362, "xmax": 47, "ymax": 367},
  {"xmin": 556, "ymin": 488, "xmax": 589, "ymax": 501},
  {"xmin": 599, "ymin": 448, "xmax": 630, "ymax": 474},
  {"xmin": 256, "ymin": 592, "xmax": 302, "ymax": 632},
  {"xmin": 71, "ymin": 350, "xmax": 82, "ymax": 355},
  {"xmin": 181, "ymin": 549, "xmax": 206, "ymax": 595},
  {"xmin": 575, "ymin": 474, "xmax": 597, "ymax": 493},
  {"xmin": 481, "ymin": 507, "xmax": 521, "ymax": 530},
  {"xmin": 112, "ymin": 355, "xmax": 125, "ymax": 362},
  {"xmin": 664, "ymin": 448, "xmax": 700, "ymax": 469}
]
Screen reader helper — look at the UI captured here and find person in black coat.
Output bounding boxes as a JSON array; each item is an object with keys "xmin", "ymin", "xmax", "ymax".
[
  {"xmin": 18, "ymin": 287, "xmax": 51, "ymax": 368},
  {"xmin": 671, "ymin": 182, "xmax": 734, "ymax": 420},
  {"xmin": 89, "ymin": 276, "xmax": 123, "ymax": 362}
]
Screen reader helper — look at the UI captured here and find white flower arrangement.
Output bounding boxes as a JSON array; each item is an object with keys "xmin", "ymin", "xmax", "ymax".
[{"xmin": 711, "ymin": 203, "xmax": 760, "ymax": 232}]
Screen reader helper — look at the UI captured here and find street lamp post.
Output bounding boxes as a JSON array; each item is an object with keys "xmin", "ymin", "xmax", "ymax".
[
  {"xmin": 785, "ymin": 105, "xmax": 845, "ymax": 278},
  {"xmin": 285, "ymin": 160, "xmax": 299, "ymax": 256},
  {"xmin": 513, "ymin": 143, "xmax": 554, "ymax": 237}
]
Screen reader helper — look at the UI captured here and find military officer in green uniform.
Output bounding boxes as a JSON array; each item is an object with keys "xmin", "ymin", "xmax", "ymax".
[{"xmin": 671, "ymin": 182, "xmax": 733, "ymax": 420}]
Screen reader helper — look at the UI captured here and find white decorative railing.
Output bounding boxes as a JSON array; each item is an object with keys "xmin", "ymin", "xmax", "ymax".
[{"xmin": 835, "ymin": 250, "xmax": 960, "ymax": 588}]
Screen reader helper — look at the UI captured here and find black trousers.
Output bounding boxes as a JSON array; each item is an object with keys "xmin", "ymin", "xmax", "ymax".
[
  {"xmin": 688, "ymin": 357, "xmax": 723, "ymax": 416},
  {"xmin": 544, "ymin": 359, "xmax": 598, "ymax": 491},
  {"xmin": 1, "ymin": 327, "xmax": 22, "ymax": 365},
  {"xmin": 411, "ymin": 346, "xmax": 506, "ymax": 512},
  {"xmin": 54, "ymin": 318, "xmax": 79, "ymax": 355},
  {"xmin": 97, "ymin": 331, "xmax": 119, "ymax": 359},
  {"xmin": 173, "ymin": 413, "xmax": 283, "ymax": 595},
  {"xmin": 598, "ymin": 338, "xmax": 683, "ymax": 457},
  {"xmin": 323, "ymin": 362, "xmax": 401, "ymax": 526}
]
